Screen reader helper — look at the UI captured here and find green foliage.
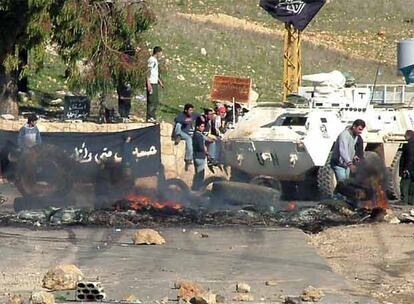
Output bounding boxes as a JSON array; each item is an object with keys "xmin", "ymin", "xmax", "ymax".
[{"xmin": 1, "ymin": 0, "xmax": 155, "ymax": 97}]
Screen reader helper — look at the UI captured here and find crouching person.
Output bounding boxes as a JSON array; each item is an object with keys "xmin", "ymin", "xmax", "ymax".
[{"xmin": 192, "ymin": 120, "xmax": 207, "ymax": 191}]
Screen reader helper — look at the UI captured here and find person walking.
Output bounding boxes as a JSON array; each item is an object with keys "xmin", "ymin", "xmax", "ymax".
[
  {"xmin": 146, "ymin": 46, "xmax": 164, "ymax": 122},
  {"xmin": 192, "ymin": 120, "xmax": 208, "ymax": 191},
  {"xmin": 331, "ymin": 119, "xmax": 366, "ymax": 182},
  {"xmin": 400, "ymin": 130, "xmax": 414, "ymax": 204},
  {"xmin": 17, "ymin": 113, "xmax": 42, "ymax": 149}
]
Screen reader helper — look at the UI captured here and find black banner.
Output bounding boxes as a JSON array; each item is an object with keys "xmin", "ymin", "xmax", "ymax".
[
  {"xmin": 0, "ymin": 124, "xmax": 161, "ymax": 178},
  {"xmin": 259, "ymin": 0, "xmax": 325, "ymax": 31},
  {"xmin": 64, "ymin": 95, "xmax": 90, "ymax": 120}
]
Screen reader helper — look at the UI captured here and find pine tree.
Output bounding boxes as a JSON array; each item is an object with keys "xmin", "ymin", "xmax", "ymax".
[{"xmin": 0, "ymin": 0, "xmax": 155, "ymax": 116}]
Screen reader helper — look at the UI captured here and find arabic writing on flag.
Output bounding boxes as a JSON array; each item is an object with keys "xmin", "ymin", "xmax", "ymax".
[{"xmin": 259, "ymin": 0, "xmax": 326, "ymax": 31}]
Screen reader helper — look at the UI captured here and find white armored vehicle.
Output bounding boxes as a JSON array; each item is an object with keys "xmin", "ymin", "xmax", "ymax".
[{"xmin": 221, "ymin": 71, "xmax": 414, "ymax": 199}]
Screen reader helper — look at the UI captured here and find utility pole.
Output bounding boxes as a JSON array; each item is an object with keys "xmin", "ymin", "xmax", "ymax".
[{"xmin": 283, "ymin": 23, "xmax": 302, "ymax": 101}]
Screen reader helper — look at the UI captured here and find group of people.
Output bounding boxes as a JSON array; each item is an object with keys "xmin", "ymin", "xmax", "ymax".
[{"xmin": 173, "ymin": 103, "xmax": 243, "ymax": 190}]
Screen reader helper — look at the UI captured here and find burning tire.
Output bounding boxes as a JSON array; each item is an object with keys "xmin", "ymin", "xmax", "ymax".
[
  {"xmin": 250, "ymin": 176, "xmax": 281, "ymax": 191},
  {"xmin": 14, "ymin": 145, "xmax": 75, "ymax": 198},
  {"xmin": 211, "ymin": 181, "xmax": 281, "ymax": 206},
  {"xmin": 203, "ymin": 176, "xmax": 227, "ymax": 191},
  {"xmin": 387, "ymin": 150, "xmax": 401, "ymax": 200},
  {"xmin": 317, "ymin": 155, "xmax": 337, "ymax": 199}
]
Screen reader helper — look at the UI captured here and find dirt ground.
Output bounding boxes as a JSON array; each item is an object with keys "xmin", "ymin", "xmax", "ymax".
[{"xmin": 309, "ymin": 222, "xmax": 414, "ymax": 304}]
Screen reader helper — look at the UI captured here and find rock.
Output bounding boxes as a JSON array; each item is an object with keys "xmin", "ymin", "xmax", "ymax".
[
  {"xmin": 284, "ymin": 297, "xmax": 301, "ymax": 304},
  {"xmin": 1, "ymin": 114, "xmax": 15, "ymax": 120},
  {"xmin": 190, "ymin": 291, "xmax": 217, "ymax": 304},
  {"xmin": 200, "ymin": 48, "xmax": 207, "ymax": 56},
  {"xmin": 236, "ymin": 282, "xmax": 251, "ymax": 293},
  {"xmin": 30, "ymin": 291, "xmax": 55, "ymax": 304},
  {"xmin": 215, "ymin": 294, "xmax": 225, "ymax": 303},
  {"xmin": 7, "ymin": 294, "xmax": 24, "ymax": 304},
  {"xmin": 48, "ymin": 98, "xmax": 63, "ymax": 106},
  {"xmin": 177, "ymin": 75, "xmax": 186, "ymax": 81},
  {"xmin": 122, "ymin": 294, "xmax": 141, "ymax": 303},
  {"xmin": 176, "ymin": 281, "xmax": 205, "ymax": 302},
  {"xmin": 42, "ymin": 264, "xmax": 84, "ymax": 291},
  {"xmin": 233, "ymin": 294, "xmax": 254, "ymax": 302},
  {"xmin": 265, "ymin": 280, "xmax": 278, "ymax": 286},
  {"xmin": 132, "ymin": 229, "xmax": 166, "ymax": 245},
  {"xmin": 383, "ymin": 209, "xmax": 400, "ymax": 224},
  {"xmin": 300, "ymin": 286, "xmax": 324, "ymax": 302}
]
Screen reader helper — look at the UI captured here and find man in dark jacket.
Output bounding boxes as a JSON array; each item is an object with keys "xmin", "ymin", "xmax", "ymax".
[
  {"xmin": 400, "ymin": 130, "xmax": 414, "ymax": 204},
  {"xmin": 192, "ymin": 119, "xmax": 207, "ymax": 191},
  {"xmin": 173, "ymin": 103, "xmax": 199, "ymax": 171}
]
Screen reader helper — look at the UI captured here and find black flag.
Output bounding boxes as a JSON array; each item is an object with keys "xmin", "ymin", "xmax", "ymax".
[{"xmin": 260, "ymin": 0, "xmax": 325, "ymax": 31}]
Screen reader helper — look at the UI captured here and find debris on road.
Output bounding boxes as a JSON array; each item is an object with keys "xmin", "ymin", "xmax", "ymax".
[
  {"xmin": 233, "ymin": 293, "xmax": 254, "ymax": 302},
  {"xmin": 300, "ymin": 286, "xmax": 324, "ymax": 302},
  {"xmin": 30, "ymin": 291, "xmax": 55, "ymax": 304},
  {"xmin": 236, "ymin": 282, "xmax": 251, "ymax": 293},
  {"xmin": 176, "ymin": 281, "xmax": 205, "ymax": 302},
  {"xmin": 122, "ymin": 294, "xmax": 141, "ymax": 303},
  {"xmin": 76, "ymin": 281, "xmax": 106, "ymax": 301},
  {"xmin": 189, "ymin": 291, "xmax": 217, "ymax": 304},
  {"xmin": 265, "ymin": 280, "xmax": 278, "ymax": 286},
  {"xmin": 42, "ymin": 264, "xmax": 84, "ymax": 291},
  {"xmin": 7, "ymin": 294, "xmax": 24, "ymax": 304},
  {"xmin": 132, "ymin": 229, "xmax": 166, "ymax": 245}
]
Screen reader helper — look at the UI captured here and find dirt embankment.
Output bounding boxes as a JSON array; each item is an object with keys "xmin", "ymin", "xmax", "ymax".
[{"xmin": 309, "ymin": 223, "xmax": 414, "ymax": 304}]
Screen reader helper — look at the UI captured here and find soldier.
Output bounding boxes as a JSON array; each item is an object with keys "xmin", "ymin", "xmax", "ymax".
[{"xmin": 400, "ymin": 130, "xmax": 414, "ymax": 204}]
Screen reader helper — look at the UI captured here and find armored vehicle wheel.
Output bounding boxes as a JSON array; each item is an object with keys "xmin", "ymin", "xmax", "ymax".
[
  {"xmin": 387, "ymin": 150, "xmax": 401, "ymax": 200},
  {"xmin": 15, "ymin": 145, "xmax": 75, "ymax": 198},
  {"xmin": 317, "ymin": 158, "xmax": 337, "ymax": 199}
]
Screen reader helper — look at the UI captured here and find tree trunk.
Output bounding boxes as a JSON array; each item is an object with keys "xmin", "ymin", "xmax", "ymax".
[{"xmin": 0, "ymin": 65, "xmax": 19, "ymax": 117}]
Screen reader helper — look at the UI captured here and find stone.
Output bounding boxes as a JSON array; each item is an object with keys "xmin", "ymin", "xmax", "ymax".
[
  {"xmin": 176, "ymin": 281, "xmax": 205, "ymax": 302},
  {"xmin": 284, "ymin": 297, "xmax": 301, "ymax": 304},
  {"xmin": 122, "ymin": 294, "xmax": 141, "ymax": 303},
  {"xmin": 132, "ymin": 229, "xmax": 166, "ymax": 245},
  {"xmin": 200, "ymin": 48, "xmax": 207, "ymax": 56},
  {"xmin": 42, "ymin": 264, "xmax": 84, "ymax": 291},
  {"xmin": 383, "ymin": 209, "xmax": 400, "ymax": 224},
  {"xmin": 7, "ymin": 294, "xmax": 24, "ymax": 304},
  {"xmin": 300, "ymin": 286, "xmax": 324, "ymax": 302},
  {"xmin": 190, "ymin": 291, "xmax": 217, "ymax": 304},
  {"xmin": 30, "ymin": 291, "xmax": 55, "ymax": 304},
  {"xmin": 265, "ymin": 280, "xmax": 278, "ymax": 286},
  {"xmin": 233, "ymin": 294, "xmax": 254, "ymax": 302},
  {"xmin": 236, "ymin": 282, "xmax": 251, "ymax": 293},
  {"xmin": 1, "ymin": 114, "xmax": 15, "ymax": 120},
  {"xmin": 215, "ymin": 294, "xmax": 225, "ymax": 303}
]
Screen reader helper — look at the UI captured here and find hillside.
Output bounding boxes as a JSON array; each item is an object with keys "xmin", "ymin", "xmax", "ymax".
[{"xmin": 26, "ymin": 0, "xmax": 414, "ymax": 122}]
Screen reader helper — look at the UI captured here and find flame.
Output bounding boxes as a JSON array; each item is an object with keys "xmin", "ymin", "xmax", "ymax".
[
  {"xmin": 125, "ymin": 193, "xmax": 183, "ymax": 210},
  {"xmin": 362, "ymin": 180, "xmax": 389, "ymax": 210},
  {"xmin": 286, "ymin": 201, "xmax": 296, "ymax": 211}
]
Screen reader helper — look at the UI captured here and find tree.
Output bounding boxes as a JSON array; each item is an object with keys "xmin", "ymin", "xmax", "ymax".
[{"xmin": 0, "ymin": 0, "xmax": 155, "ymax": 116}]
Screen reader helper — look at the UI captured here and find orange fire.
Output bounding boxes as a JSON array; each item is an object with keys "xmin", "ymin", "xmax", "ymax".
[
  {"xmin": 125, "ymin": 193, "xmax": 183, "ymax": 210},
  {"xmin": 286, "ymin": 201, "xmax": 297, "ymax": 211},
  {"xmin": 361, "ymin": 181, "xmax": 389, "ymax": 210}
]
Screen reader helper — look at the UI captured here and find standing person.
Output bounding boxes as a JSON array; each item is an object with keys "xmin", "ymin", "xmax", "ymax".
[
  {"xmin": 17, "ymin": 114, "xmax": 42, "ymax": 149},
  {"xmin": 146, "ymin": 46, "xmax": 164, "ymax": 122},
  {"xmin": 117, "ymin": 82, "xmax": 132, "ymax": 120},
  {"xmin": 330, "ymin": 119, "xmax": 366, "ymax": 182},
  {"xmin": 173, "ymin": 103, "xmax": 198, "ymax": 171},
  {"xmin": 399, "ymin": 130, "xmax": 414, "ymax": 204},
  {"xmin": 192, "ymin": 120, "xmax": 208, "ymax": 191}
]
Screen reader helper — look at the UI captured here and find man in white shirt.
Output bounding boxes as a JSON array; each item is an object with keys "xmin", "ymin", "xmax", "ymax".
[{"xmin": 146, "ymin": 46, "xmax": 164, "ymax": 122}]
